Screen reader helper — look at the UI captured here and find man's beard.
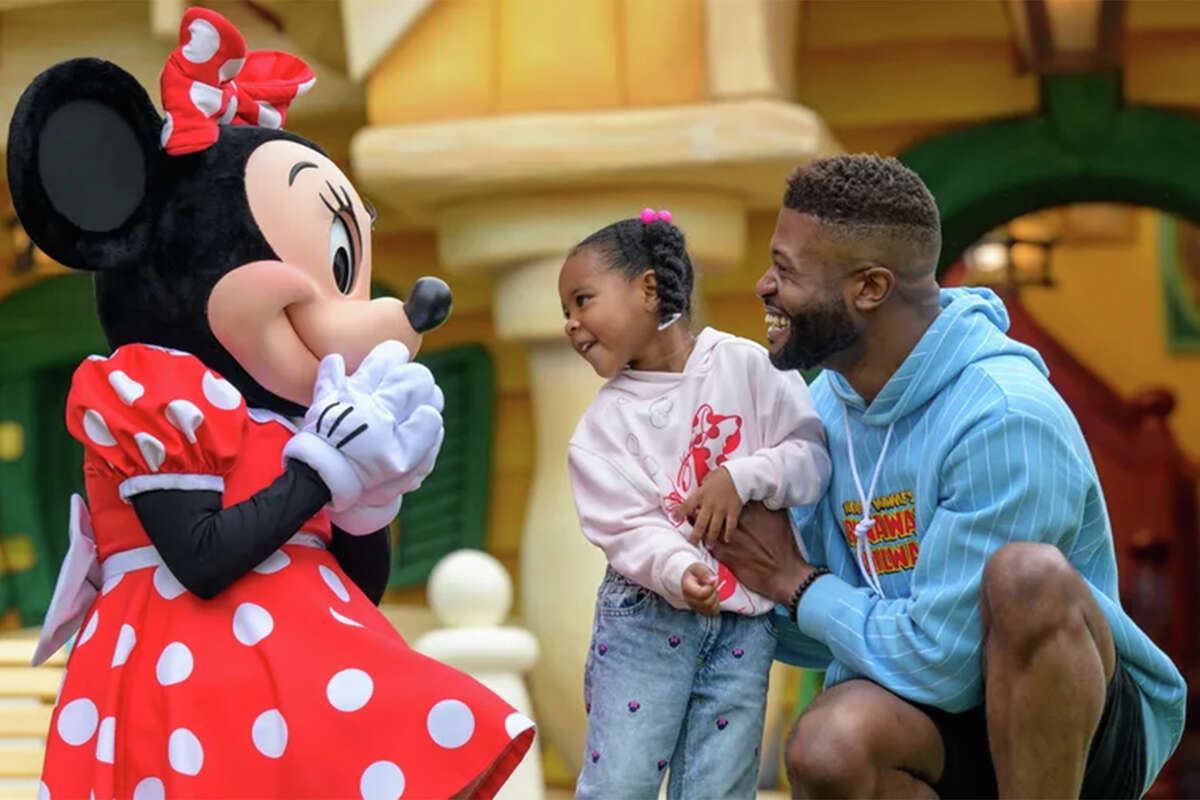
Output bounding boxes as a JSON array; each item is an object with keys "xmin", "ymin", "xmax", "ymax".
[{"xmin": 769, "ymin": 296, "xmax": 860, "ymax": 371}]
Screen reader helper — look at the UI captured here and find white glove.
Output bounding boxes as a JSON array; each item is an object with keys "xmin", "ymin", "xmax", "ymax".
[
  {"xmin": 283, "ymin": 341, "xmax": 445, "ymax": 516},
  {"xmin": 330, "ymin": 423, "xmax": 445, "ymax": 536},
  {"xmin": 326, "ymin": 494, "xmax": 403, "ymax": 536},
  {"xmin": 328, "ymin": 342, "xmax": 445, "ymax": 534}
]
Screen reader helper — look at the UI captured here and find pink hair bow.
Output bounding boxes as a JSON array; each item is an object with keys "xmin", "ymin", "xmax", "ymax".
[
  {"xmin": 159, "ymin": 8, "xmax": 316, "ymax": 156},
  {"xmin": 640, "ymin": 208, "xmax": 673, "ymax": 224}
]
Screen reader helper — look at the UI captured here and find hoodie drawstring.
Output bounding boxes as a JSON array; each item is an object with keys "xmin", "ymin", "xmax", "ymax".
[{"xmin": 842, "ymin": 404, "xmax": 894, "ymax": 597}]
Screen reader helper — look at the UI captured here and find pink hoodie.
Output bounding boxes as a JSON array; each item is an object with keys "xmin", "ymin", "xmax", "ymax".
[{"xmin": 568, "ymin": 328, "xmax": 830, "ymax": 614}]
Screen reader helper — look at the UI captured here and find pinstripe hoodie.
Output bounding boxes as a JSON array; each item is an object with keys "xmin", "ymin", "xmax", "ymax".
[{"xmin": 775, "ymin": 287, "xmax": 1185, "ymax": 790}]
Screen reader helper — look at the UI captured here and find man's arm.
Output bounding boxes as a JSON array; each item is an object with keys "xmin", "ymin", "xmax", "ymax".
[
  {"xmin": 717, "ymin": 412, "xmax": 1087, "ymax": 711},
  {"xmin": 773, "ymin": 604, "xmax": 837, "ymax": 669},
  {"xmin": 709, "ymin": 502, "xmax": 835, "ymax": 668}
]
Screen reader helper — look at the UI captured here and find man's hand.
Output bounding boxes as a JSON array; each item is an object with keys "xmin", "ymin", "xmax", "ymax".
[
  {"xmin": 680, "ymin": 467, "xmax": 744, "ymax": 546},
  {"xmin": 682, "ymin": 562, "xmax": 719, "ymax": 617},
  {"xmin": 708, "ymin": 502, "xmax": 814, "ymax": 605}
]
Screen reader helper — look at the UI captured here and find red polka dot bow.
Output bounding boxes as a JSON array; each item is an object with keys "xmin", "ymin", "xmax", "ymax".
[{"xmin": 159, "ymin": 8, "xmax": 316, "ymax": 156}]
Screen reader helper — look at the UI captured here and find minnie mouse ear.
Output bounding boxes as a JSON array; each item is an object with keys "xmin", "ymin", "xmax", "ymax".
[{"xmin": 6, "ymin": 58, "xmax": 161, "ymax": 271}]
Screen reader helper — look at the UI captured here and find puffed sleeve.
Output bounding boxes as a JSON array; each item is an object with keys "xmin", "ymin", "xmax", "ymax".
[{"xmin": 65, "ymin": 344, "xmax": 247, "ymax": 501}]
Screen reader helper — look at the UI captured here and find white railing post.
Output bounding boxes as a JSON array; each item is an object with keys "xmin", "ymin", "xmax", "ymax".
[{"xmin": 414, "ymin": 549, "xmax": 544, "ymax": 800}]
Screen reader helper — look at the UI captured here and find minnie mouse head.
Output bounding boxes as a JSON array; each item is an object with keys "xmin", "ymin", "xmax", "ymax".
[{"xmin": 6, "ymin": 8, "xmax": 450, "ymax": 417}]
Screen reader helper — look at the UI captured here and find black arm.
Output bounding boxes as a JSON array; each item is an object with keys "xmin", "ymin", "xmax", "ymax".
[
  {"xmin": 330, "ymin": 525, "xmax": 392, "ymax": 605},
  {"xmin": 130, "ymin": 461, "xmax": 331, "ymax": 599}
]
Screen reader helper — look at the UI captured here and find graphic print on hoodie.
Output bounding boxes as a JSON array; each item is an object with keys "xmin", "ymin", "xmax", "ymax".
[
  {"xmin": 774, "ymin": 287, "xmax": 1187, "ymax": 794},
  {"xmin": 568, "ymin": 328, "xmax": 832, "ymax": 615}
]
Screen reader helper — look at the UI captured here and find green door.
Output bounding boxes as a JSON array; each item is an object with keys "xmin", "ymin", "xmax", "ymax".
[{"xmin": 0, "ymin": 274, "xmax": 107, "ymax": 625}]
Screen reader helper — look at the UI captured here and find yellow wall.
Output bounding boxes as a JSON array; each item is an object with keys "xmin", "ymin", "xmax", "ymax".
[
  {"xmin": 790, "ymin": 0, "xmax": 1200, "ymax": 159},
  {"xmin": 366, "ymin": 0, "xmax": 706, "ymax": 126},
  {"xmin": 702, "ymin": 210, "xmax": 778, "ymax": 341}
]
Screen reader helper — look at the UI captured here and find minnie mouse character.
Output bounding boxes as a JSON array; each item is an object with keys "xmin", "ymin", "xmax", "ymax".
[{"xmin": 7, "ymin": 8, "xmax": 533, "ymax": 798}]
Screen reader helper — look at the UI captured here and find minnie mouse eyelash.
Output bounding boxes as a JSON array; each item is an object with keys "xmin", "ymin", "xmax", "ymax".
[{"xmin": 320, "ymin": 181, "xmax": 362, "ymax": 241}]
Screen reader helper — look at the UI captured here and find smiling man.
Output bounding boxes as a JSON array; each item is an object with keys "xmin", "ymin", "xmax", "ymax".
[{"xmin": 707, "ymin": 155, "xmax": 1186, "ymax": 799}]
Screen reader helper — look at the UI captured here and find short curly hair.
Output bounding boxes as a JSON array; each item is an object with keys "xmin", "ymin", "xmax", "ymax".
[{"xmin": 784, "ymin": 154, "xmax": 941, "ymax": 261}]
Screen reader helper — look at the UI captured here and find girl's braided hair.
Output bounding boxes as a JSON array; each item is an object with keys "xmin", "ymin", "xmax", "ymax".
[{"xmin": 570, "ymin": 216, "xmax": 694, "ymax": 323}]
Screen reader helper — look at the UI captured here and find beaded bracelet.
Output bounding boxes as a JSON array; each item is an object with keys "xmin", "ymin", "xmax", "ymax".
[{"xmin": 788, "ymin": 567, "xmax": 831, "ymax": 624}]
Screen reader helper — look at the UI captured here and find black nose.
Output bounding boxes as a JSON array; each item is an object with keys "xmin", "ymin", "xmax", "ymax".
[{"xmin": 403, "ymin": 277, "xmax": 453, "ymax": 333}]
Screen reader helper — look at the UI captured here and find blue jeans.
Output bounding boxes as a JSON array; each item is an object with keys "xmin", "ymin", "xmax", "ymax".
[{"xmin": 576, "ymin": 568, "xmax": 778, "ymax": 800}]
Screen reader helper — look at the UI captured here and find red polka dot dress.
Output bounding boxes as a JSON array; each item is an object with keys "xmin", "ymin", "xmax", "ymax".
[{"xmin": 41, "ymin": 345, "xmax": 534, "ymax": 799}]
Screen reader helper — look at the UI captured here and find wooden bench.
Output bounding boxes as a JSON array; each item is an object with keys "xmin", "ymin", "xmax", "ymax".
[{"xmin": 0, "ymin": 634, "xmax": 64, "ymax": 799}]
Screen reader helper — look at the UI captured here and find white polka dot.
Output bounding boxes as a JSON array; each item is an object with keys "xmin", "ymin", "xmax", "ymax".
[
  {"xmin": 132, "ymin": 777, "xmax": 164, "ymax": 800},
  {"xmin": 181, "ymin": 17, "xmax": 221, "ymax": 63},
  {"xmin": 505, "ymin": 712, "xmax": 535, "ymax": 739},
  {"xmin": 96, "ymin": 716, "xmax": 115, "ymax": 763},
  {"xmin": 101, "ymin": 573, "xmax": 123, "ymax": 595},
  {"xmin": 86, "ymin": 354, "xmax": 109, "ymax": 362},
  {"xmin": 37, "ymin": 780, "xmax": 49, "ymax": 800},
  {"xmin": 219, "ymin": 57, "xmax": 245, "ymax": 82},
  {"xmin": 111, "ymin": 624, "xmax": 136, "ymax": 668},
  {"xmin": 257, "ymin": 101, "xmax": 282, "ymax": 129},
  {"xmin": 298, "ymin": 77, "xmax": 316, "ymax": 96},
  {"xmin": 168, "ymin": 728, "xmax": 203, "ymax": 775},
  {"xmin": 153, "ymin": 565, "xmax": 186, "ymax": 600},
  {"xmin": 156, "ymin": 642, "xmax": 193, "ymax": 686},
  {"xmin": 165, "ymin": 399, "xmax": 205, "ymax": 443},
  {"xmin": 320, "ymin": 565, "xmax": 350, "ymax": 602},
  {"xmin": 189, "ymin": 81, "xmax": 224, "ymax": 118},
  {"xmin": 134, "ymin": 432, "xmax": 166, "ymax": 472},
  {"xmin": 83, "ymin": 409, "xmax": 117, "ymax": 447},
  {"xmin": 57, "ymin": 697, "xmax": 98, "ymax": 746},
  {"xmin": 202, "ymin": 371, "xmax": 241, "ymax": 410},
  {"xmin": 360, "ymin": 760, "xmax": 405, "ymax": 800},
  {"xmin": 326, "ymin": 668, "xmax": 373, "ymax": 712},
  {"xmin": 160, "ymin": 113, "xmax": 174, "ymax": 149},
  {"xmin": 233, "ymin": 603, "xmax": 274, "ymax": 646},
  {"xmin": 426, "ymin": 699, "xmax": 475, "ymax": 749},
  {"xmin": 78, "ymin": 610, "xmax": 99, "ymax": 646},
  {"xmin": 251, "ymin": 709, "xmax": 288, "ymax": 758},
  {"xmin": 253, "ymin": 550, "xmax": 290, "ymax": 574},
  {"xmin": 330, "ymin": 607, "xmax": 364, "ymax": 627},
  {"xmin": 217, "ymin": 93, "xmax": 238, "ymax": 125},
  {"xmin": 107, "ymin": 370, "xmax": 144, "ymax": 405}
]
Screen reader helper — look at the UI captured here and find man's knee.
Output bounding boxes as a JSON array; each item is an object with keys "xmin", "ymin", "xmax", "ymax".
[
  {"xmin": 787, "ymin": 705, "xmax": 875, "ymax": 798},
  {"xmin": 983, "ymin": 542, "xmax": 1077, "ymax": 613},
  {"xmin": 981, "ymin": 542, "xmax": 1109, "ymax": 665}
]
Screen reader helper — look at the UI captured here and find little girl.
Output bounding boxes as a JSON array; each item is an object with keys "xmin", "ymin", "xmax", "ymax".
[{"xmin": 562, "ymin": 209, "xmax": 831, "ymax": 799}]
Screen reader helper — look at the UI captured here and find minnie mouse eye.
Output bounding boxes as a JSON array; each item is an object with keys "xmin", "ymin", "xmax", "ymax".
[{"xmin": 329, "ymin": 216, "xmax": 355, "ymax": 295}]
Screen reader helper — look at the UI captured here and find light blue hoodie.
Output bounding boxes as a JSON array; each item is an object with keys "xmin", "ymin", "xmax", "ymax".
[{"xmin": 775, "ymin": 287, "xmax": 1186, "ymax": 791}]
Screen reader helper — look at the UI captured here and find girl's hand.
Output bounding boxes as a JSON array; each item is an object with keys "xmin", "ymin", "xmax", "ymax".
[
  {"xmin": 681, "ymin": 467, "xmax": 744, "ymax": 547},
  {"xmin": 682, "ymin": 562, "xmax": 719, "ymax": 617}
]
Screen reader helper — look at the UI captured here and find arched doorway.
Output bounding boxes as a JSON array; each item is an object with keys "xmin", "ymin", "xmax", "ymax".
[
  {"xmin": 902, "ymin": 73, "xmax": 1200, "ymax": 273},
  {"xmin": 900, "ymin": 72, "xmax": 1200, "ymax": 797}
]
